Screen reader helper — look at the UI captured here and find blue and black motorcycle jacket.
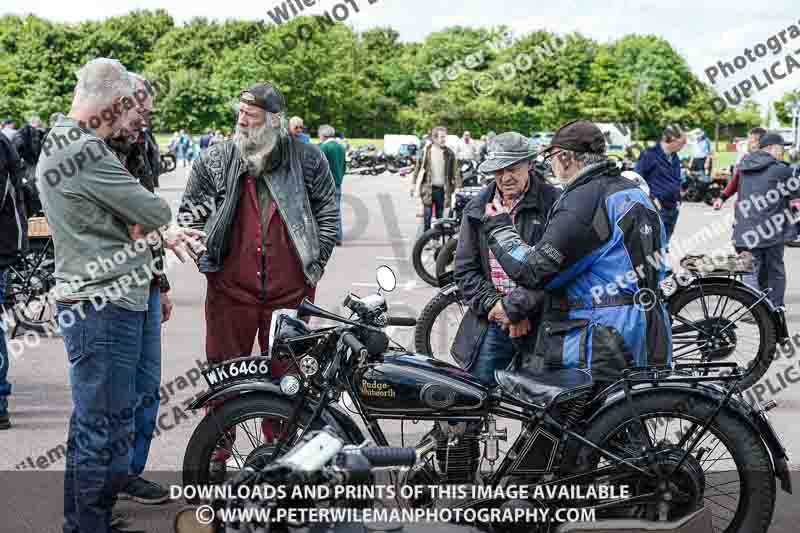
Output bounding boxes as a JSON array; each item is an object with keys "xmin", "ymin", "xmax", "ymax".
[{"xmin": 480, "ymin": 160, "xmax": 672, "ymax": 382}]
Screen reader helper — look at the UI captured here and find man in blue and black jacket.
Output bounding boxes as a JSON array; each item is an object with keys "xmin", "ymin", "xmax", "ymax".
[{"xmin": 479, "ymin": 120, "xmax": 672, "ymax": 387}]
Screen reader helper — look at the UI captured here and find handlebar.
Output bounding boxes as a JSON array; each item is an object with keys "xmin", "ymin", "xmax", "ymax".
[
  {"xmin": 386, "ymin": 316, "xmax": 416, "ymax": 327},
  {"xmin": 359, "ymin": 446, "xmax": 418, "ymax": 467},
  {"xmin": 341, "ymin": 332, "xmax": 368, "ymax": 358}
]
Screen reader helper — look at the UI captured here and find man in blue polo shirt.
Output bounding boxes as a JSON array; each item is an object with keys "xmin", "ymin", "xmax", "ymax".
[{"xmin": 635, "ymin": 124, "xmax": 687, "ymax": 243}]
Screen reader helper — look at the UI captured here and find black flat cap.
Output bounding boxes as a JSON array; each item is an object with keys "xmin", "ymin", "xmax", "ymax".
[
  {"xmin": 240, "ymin": 82, "xmax": 286, "ymax": 114},
  {"xmin": 541, "ymin": 119, "xmax": 606, "ymax": 156}
]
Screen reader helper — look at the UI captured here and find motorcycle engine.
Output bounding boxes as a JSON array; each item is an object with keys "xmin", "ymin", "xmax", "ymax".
[{"xmin": 434, "ymin": 421, "xmax": 480, "ymax": 484}]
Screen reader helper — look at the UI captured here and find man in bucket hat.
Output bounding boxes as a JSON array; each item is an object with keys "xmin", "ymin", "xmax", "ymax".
[
  {"xmin": 477, "ymin": 120, "xmax": 672, "ymax": 390},
  {"xmin": 452, "ymin": 132, "xmax": 560, "ymax": 386}
]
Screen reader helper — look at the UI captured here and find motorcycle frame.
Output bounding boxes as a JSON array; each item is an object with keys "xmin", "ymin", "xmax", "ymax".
[{"xmin": 265, "ymin": 332, "xmax": 792, "ymax": 514}]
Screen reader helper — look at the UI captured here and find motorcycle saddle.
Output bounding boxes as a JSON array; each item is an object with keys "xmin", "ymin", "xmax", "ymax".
[{"xmin": 495, "ymin": 367, "xmax": 593, "ymax": 407}]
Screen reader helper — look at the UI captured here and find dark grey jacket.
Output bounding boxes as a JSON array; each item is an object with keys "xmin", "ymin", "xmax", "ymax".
[
  {"xmin": 179, "ymin": 135, "xmax": 338, "ymax": 286},
  {"xmin": 0, "ymin": 132, "xmax": 27, "ymax": 268},
  {"xmin": 451, "ymin": 176, "xmax": 560, "ymax": 369},
  {"xmin": 733, "ymin": 151, "xmax": 800, "ymax": 250}
]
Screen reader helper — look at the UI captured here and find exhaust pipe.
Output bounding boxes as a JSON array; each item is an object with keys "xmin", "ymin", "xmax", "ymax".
[{"xmin": 554, "ymin": 506, "xmax": 712, "ymax": 533}]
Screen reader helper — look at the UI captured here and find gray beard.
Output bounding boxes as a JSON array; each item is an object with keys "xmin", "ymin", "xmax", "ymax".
[{"xmin": 234, "ymin": 123, "xmax": 280, "ymax": 175}]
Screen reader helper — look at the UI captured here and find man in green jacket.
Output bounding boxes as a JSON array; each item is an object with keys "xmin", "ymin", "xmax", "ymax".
[{"xmin": 319, "ymin": 124, "xmax": 346, "ymax": 245}]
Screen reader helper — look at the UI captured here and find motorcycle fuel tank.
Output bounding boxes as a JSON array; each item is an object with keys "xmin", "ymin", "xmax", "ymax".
[{"xmin": 354, "ymin": 353, "xmax": 489, "ymax": 415}]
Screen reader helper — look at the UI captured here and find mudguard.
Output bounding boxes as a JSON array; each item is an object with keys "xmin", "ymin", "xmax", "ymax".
[
  {"xmin": 186, "ymin": 381, "xmax": 366, "ymax": 446},
  {"xmin": 669, "ymin": 276, "xmax": 788, "ymax": 342},
  {"xmin": 586, "ymin": 380, "xmax": 792, "ymax": 494}
]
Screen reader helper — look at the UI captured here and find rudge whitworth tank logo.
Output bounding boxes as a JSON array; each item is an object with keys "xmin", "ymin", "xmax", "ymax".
[{"xmin": 360, "ymin": 379, "xmax": 396, "ymax": 398}]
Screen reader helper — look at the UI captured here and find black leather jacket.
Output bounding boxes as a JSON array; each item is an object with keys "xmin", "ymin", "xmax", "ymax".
[
  {"xmin": 451, "ymin": 176, "xmax": 560, "ymax": 369},
  {"xmin": 179, "ymin": 136, "xmax": 338, "ymax": 286}
]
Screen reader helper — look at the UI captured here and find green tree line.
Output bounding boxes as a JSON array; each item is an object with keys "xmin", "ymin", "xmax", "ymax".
[{"xmin": 0, "ymin": 9, "xmax": 767, "ymax": 140}]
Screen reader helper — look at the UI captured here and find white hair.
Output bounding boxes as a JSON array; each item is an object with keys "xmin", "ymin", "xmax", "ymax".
[
  {"xmin": 318, "ymin": 124, "xmax": 335, "ymax": 139},
  {"xmin": 129, "ymin": 72, "xmax": 156, "ymax": 100},
  {"xmin": 73, "ymin": 58, "xmax": 134, "ymax": 107}
]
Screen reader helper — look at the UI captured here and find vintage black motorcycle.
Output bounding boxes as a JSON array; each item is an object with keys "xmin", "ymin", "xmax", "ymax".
[{"xmin": 183, "ymin": 267, "xmax": 791, "ymax": 533}]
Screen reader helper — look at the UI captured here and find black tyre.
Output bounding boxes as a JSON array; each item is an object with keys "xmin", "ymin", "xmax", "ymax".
[
  {"xmin": 668, "ymin": 282, "xmax": 776, "ymax": 391},
  {"xmin": 704, "ymin": 188, "xmax": 721, "ymax": 206},
  {"xmin": 182, "ymin": 394, "xmax": 334, "ymax": 499},
  {"xmin": 685, "ymin": 186, "xmax": 702, "ymax": 202},
  {"xmin": 413, "ymin": 286, "xmax": 465, "ymax": 363},
  {"xmin": 161, "ymin": 154, "xmax": 176, "ymax": 173},
  {"xmin": 572, "ymin": 391, "xmax": 776, "ymax": 533},
  {"xmin": 434, "ymin": 237, "xmax": 459, "ymax": 283},
  {"xmin": 412, "ymin": 227, "xmax": 456, "ymax": 287},
  {"xmin": 6, "ymin": 248, "xmax": 58, "ymax": 336}
]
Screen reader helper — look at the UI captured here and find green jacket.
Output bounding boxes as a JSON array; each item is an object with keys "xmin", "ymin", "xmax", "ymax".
[
  {"xmin": 320, "ymin": 139, "xmax": 346, "ymax": 188},
  {"xmin": 37, "ymin": 117, "xmax": 172, "ymax": 311}
]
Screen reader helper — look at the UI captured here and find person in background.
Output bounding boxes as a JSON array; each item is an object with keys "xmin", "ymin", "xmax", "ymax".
[
  {"xmin": 410, "ymin": 125, "xmax": 462, "ymax": 232},
  {"xmin": 0, "ymin": 122, "xmax": 27, "ymax": 431},
  {"xmin": 168, "ymin": 131, "xmax": 179, "ymax": 154},
  {"xmin": 318, "ymin": 124, "xmax": 346, "ymax": 246},
  {"xmin": 105, "ymin": 71, "xmax": 174, "ymax": 507},
  {"xmin": 179, "ymin": 83, "xmax": 337, "ymax": 480},
  {"xmin": 199, "ymin": 129, "xmax": 213, "ymax": 151},
  {"xmin": 634, "ymin": 124, "xmax": 687, "ymax": 244},
  {"xmin": 177, "ymin": 129, "xmax": 191, "ymax": 167},
  {"xmin": 732, "ymin": 132, "xmax": 798, "ymax": 310},
  {"xmin": 13, "ymin": 115, "xmax": 47, "ymax": 215},
  {"xmin": 289, "ymin": 116, "xmax": 310, "ymax": 143},
  {"xmin": 2, "ymin": 119, "xmax": 18, "ymax": 141},
  {"xmin": 689, "ymin": 129, "xmax": 714, "ymax": 182},
  {"xmin": 456, "ymin": 130, "xmax": 478, "ymax": 163},
  {"xmin": 713, "ymin": 127, "xmax": 767, "ymax": 209},
  {"xmin": 210, "ymin": 130, "xmax": 225, "ymax": 146}
]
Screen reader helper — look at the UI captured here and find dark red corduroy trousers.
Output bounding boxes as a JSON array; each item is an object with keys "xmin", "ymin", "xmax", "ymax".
[{"xmin": 203, "ymin": 176, "xmax": 317, "ymax": 460}]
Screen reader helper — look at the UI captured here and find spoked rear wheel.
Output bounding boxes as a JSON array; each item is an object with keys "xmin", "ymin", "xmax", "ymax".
[
  {"xmin": 668, "ymin": 283, "xmax": 776, "ymax": 390},
  {"xmin": 573, "ymin": 392, "xmax": 776, "ymax": 533}
]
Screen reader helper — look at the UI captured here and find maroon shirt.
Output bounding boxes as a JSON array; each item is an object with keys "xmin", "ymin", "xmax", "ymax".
[{"xmin": 207, "ymin": 176, "xmax": 312, "ymax": 306}]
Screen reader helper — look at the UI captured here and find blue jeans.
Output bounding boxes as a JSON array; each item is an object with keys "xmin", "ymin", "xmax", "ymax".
[
  {"xmin": 129, "ymin": 287, "xmax": 162, "ymax": 476},
  {"xmin": 59, "ymin": 300, "xmax": 145, "ymax": 533},
  {"xmin": 335, "ymin": 187, "xmax": 343, "ymax": 242},
  {"xmin": 660, "ymin": 206, "xmax": 680, "ymax": 244},
  {"xmin": 472, "ymin": 323, "xmax": 515, "ymax": 387},
  {"xmin": 423, "ymin": 186, "xmax": 446, "ymax": 233},
  {"xmin": 0, "ymin": 269, "xmax": 9, "ymax": 413}
]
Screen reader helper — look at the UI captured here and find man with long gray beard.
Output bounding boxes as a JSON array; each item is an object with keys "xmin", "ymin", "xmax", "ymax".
[{"xmin": 179, "ymin": 82, "xmax": 338, "ymax": 475}]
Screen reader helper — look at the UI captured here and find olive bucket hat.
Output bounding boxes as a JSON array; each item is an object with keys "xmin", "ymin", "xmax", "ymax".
[{"xmin": 478, "ymin": 132, "xmax": 539, "ymax": 174}]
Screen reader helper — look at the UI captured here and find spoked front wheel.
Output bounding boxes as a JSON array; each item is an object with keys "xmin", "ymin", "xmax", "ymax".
[
  {"xmin": 412, "ymin": 227, "xmax": 456, "ymax": 287},
  {"xmin": 413, "ymin": 287, "xmax": 465, "ymax": 363},
  {"xmin": 182, "ymin": 394, "xmax": 332, "ymax": 500},
  {"xmin": 669, "ymin": 282, "xmax": 776, "ymax": 390}
]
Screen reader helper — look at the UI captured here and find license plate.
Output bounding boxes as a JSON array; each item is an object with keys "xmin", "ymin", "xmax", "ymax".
[{"xmin": 202, "ymin": 356, "xmax": 270, "ymax": 388}]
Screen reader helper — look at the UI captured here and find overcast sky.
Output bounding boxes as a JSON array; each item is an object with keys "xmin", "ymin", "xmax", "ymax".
[{"xmin": 3, "ymin": 0, "xmax": 799, "ymax": 122}]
